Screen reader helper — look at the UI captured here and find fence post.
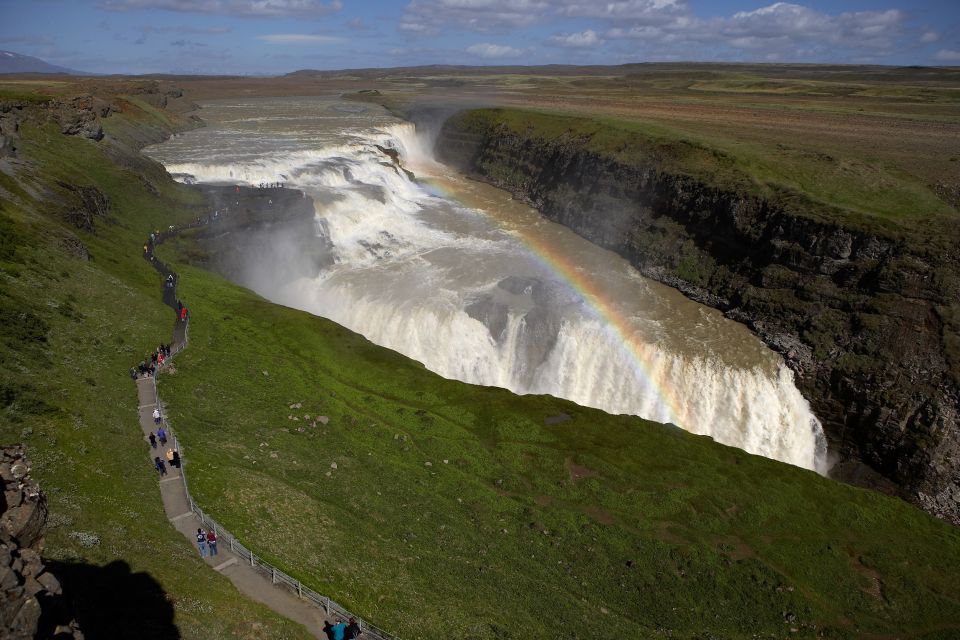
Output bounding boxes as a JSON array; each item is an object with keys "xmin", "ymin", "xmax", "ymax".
[
  {"xmin": 298, "ymin": 581, "xmax": 303, "ymax": 599},
  {"xmin": 324, "ymin": 596, "xmax": 330, "ymax": 615},
  {"xmin": 230, "ymin": 537, "xmax": 235, "ymax": 552},
  {"xmin": 250, "ymin": 552, "xmax": 255, "ymax": 568},
  {"xmin": 272, "ymin": 567, "xmax": 276, "ymax": 584}
]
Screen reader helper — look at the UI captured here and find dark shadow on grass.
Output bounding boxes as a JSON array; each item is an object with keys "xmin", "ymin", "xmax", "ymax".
[{"xmin": 38, "ymin": 560, "xmax": 179, "ymax": 640}]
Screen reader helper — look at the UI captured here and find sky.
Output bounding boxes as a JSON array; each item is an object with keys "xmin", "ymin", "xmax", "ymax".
[{"xmin": 1, "ymin": 0, "xmax": 958, "ymax": 75}]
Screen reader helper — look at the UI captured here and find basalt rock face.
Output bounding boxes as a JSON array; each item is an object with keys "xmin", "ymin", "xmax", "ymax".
[
  {"xmin": 57, "ymin": 181, "xmax": 112, "ymax": 233},
  {"xmin": 0, "ymin": 445, "xmax": 82, "ymax": 639},
  {"xmin": 436, "ymin": 112, "xmax": 960, "ymax": 524}
]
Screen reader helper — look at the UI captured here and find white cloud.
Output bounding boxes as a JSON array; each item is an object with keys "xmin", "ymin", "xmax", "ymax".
[
  {"xmin": 396, "ymin": 0, "xmax": 919, "ymax": 63},
  {"xmin": 466, "ymin": 42, "xmax": 524, "ymax": 58},
  {"xmin": 548, "ymin": 29, "xmax": 603, "ymax": 48},
  {"xmin": 920, "ymin": 31, "xmax": 939, "ymax": 43},
  {"xmin": 934, "ymin": 49, "xmax": 960, "ymax": 62},
  {"xmin": 559, "ymin": 0, "xmax": 689, "ymax": 22},
  {"xmin": 400, "ymin": 0, "xmax": 551, "ymax": 34},
  {"xmin": 256, "ymin": 34, "xmax": 342, "ymax": 44},
  {"xmin": 99, "ymin": 0, "xmax": 342, "ymax": 18}
]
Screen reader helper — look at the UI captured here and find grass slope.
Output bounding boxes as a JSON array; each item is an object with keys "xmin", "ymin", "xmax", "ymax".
[
  {"xmin": 156, "ymin": 239, "xmax": 960, "ymax": 639},
  {"xmin": 0, "ymin": 90, "xmax": 312, "ymax": 638}
]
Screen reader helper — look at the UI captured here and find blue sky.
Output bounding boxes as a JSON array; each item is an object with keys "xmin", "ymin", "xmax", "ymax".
[{"xmin": 2, "ymin": 0, "xmax": 958, "ymax": 74}]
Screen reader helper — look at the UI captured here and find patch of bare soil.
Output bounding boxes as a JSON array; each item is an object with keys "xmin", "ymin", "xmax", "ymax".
[{"xmin": 565, "ymin": 456, "xmax": 599, "ymax": 483}]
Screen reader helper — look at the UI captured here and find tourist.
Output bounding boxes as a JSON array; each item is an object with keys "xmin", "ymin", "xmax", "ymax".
[
  {"xmin": 153, "ymin": 407, "xmax": 161, "ymax": 424},
  {"xmin": 331, "ymin": 618, "xmax": 346, "ymax": 640},
  {"xmin": 322, "ymin": 622, "xmax": 335, "ymax": 640},
  {"xmin": 148, "ymin": 432, "xmax": 157, "ymax": 448},
  {"xmin": 345, "ymin": 617, "xmax": 361, "ymax": 639},
  {"xmin": 196, "ymin": 528, "xmax": 207, "ymax": 557},
  {"xmin": 129, "ymin": 367, "xmax": 138, "ymax": 380},
  {"xmin": 154, "ymin": 456, "xmax": 166, "ymax": 476},
  {"xmin": 157, "ymin": 426, "xmax": 167, "ymax": 446},
  {"xmin": 206, "ymin": 529, "xmax": 218, "ymax": 556},
  {"xmin": 171, "ymin": 449, "xmax": 181, "ymax": 468},
  {"xmin": 166, "ymin": 448, "xmax": 174, "ymax": 467}
]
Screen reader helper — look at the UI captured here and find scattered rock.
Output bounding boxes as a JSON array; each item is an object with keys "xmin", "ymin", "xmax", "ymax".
[
  {"xmin": 424, "ymin": 461, "xmax": 432, "ymax": 467},
  {"xmin": 317, "ymin": 416, "xmax": 329, "ymax": 425},
  {"xmin": 67, "ymin": 531, "xmax": 100, "ymax": 548},
  {"xmin": 330, "ymin": 462, "xmax": 338, "ymax": 470}
]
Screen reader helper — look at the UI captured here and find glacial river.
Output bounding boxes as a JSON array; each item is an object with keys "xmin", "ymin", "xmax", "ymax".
[{"xmin": 144, "ymin": 96, "xmax": 828, "ymax": 472}]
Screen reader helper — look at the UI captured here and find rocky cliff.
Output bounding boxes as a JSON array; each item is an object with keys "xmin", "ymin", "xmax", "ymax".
[
  {"xmin": 1, "ymin": 446, "xmax": 82, "ymax": 639},
  {"xmin": 435, "ymin": 109, "xmax": 960, "ymax": 524}
]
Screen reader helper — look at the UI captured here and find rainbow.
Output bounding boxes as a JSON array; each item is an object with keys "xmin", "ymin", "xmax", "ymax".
[{"xmin": 415, "ymin": 172, "xmax": 688, "ymax": 429}]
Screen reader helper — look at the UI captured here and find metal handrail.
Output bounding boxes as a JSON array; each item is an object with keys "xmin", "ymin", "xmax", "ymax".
[{"xmin": 147, "ymin": 223, "xmax": 400, "ymax": 640}]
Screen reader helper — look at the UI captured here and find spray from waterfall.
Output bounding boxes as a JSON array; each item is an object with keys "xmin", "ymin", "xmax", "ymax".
[{"xmin": 144, "ymin": 100, "xmax": 829, "ymax": 474}]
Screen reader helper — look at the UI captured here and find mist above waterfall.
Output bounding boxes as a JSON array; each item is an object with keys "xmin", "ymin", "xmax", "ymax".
[{"xmin": 144, "ymin": 96, "xmax": 828, "ymax": 474}]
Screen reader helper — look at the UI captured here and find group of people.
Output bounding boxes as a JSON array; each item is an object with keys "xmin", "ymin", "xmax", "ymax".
[
  {"xmin": 323, "ymin": 617, "xmax": 362, "ymax": 640},
  {"xmin": 138, "ymin": 210, "xmax": 365, "ymax": 639},
  {"xmin": 131, "ymin": 344, "xmax": 172, "ymax": 379},
  {"xmin": 196, "ymin": 528, "xmax": 218, "ymax": 557},
  {"xmin": 149, "ymin": 425, "xmax": 180, "ymax": 475}
]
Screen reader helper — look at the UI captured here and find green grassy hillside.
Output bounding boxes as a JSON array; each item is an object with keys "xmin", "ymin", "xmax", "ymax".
[
  {"xmin": 0, "ymin": 86, "xmax": 312, "ymax": 638},
  {"xmin": 155, "ymin": 238, "xmax": 960, "ymax": 638}
]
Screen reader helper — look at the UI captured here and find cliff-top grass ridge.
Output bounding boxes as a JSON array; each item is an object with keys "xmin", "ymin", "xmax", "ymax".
[{"xmin": 1, "ymin": 76, "xmax": 959, "ymax": 639}]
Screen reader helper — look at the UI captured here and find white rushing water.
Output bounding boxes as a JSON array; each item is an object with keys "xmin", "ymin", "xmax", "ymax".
[{"xmin": 145, "ymin": 97, "xmax": 828, "ymax": 473}]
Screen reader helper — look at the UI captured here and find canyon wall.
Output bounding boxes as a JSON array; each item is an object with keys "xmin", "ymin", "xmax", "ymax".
[{"xmin": 435, "ymin": 109, "xmax": 960, "ymax": 523}]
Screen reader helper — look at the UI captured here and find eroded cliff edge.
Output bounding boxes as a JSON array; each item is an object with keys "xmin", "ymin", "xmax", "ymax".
[{"xmin": 435, "ymin": 108, "xmax": 960, "ymax": 523}]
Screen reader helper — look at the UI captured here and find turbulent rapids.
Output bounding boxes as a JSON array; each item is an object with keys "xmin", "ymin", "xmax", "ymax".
[{"xmin": 145, "ymin": 97, "xmax": 828, "ymax": 473}]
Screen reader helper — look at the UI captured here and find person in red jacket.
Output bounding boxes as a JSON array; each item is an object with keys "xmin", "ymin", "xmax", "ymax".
[{"xmin": 206, "ymin": 529, "xmax": 218, "ymax": 556}]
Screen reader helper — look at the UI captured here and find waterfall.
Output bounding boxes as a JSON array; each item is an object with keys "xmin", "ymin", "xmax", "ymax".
[{"xmin": 147, "ymin": 104, "xmax": 829, "ymax": 474}]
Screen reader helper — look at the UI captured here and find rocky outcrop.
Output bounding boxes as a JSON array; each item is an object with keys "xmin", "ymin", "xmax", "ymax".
[
  {"xmin": 57, "ymin": 181, "xmax": 112, "ymax": 233},
  {"xmin": 436, "ymin": 111, "xmax": 960, "ymax": 524},
  {"xmin": 48, "ymin": 95, "xmax": 111, "ymax": 141},
  {"xmin": 1, "ymin": 445, "xmax": 81, "ymax": 639},
  {"xmin": 0, "ymin": 100, "xmax": 26, "ymax": 157}
]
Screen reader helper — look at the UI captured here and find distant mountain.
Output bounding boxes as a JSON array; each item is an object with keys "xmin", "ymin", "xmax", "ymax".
[{"xmin": 0, "ymin": 50, "xmax": 86, "ymax": 75}]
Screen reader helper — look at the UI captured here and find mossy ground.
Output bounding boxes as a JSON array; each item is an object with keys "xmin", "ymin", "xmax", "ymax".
[{"xmin": 0, "ymin": 88, "xmax": 312, "ymax": 638}]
